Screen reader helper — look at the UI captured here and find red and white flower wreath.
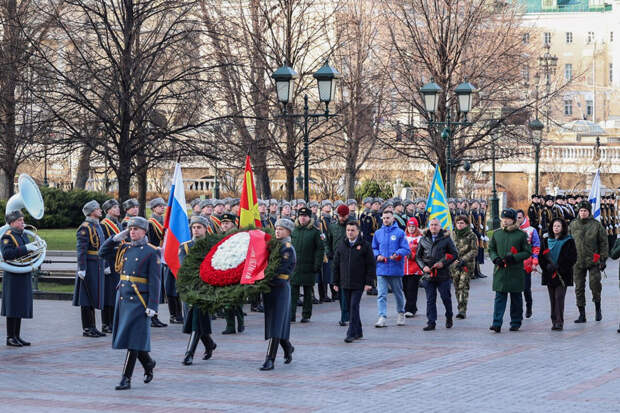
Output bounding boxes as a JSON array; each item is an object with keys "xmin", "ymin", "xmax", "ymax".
[{"xmin": 200, "ymin": 232, "xmax": 251, "ymax": 286}]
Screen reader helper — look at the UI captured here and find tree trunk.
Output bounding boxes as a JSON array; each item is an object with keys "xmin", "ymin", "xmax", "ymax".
[
  {"xmin": 74, "ymin": 145, "xmax": 92, "ymax": 189},
  {"xmin": 285, "ymin": 166, "xmax": 295, "ymax": 200},
  {"xmin": 0, "ymin": 170, "xmax": 8, "ymax": 200},
  {"xmin": 252, "ymin": 149, "xmax": 271, "ymax": 199},
  {"xmin": 136, "ymin": 156, "xmax": 148, "ymax": 216}
]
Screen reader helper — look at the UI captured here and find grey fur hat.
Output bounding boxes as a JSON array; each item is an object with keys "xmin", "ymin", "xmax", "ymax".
[
  {"xmin": 190, "ymin": 215, "xmax": 210, "ymax": 228},
  {"xmin": 275, "ymin": 218, "xmax": 295, "ymax": 233},
  {"xmin": 149, "ymin": 197, "xmax": 166, "ymax": 209},
  {"xmin": 5, "ymin": 210, "xmax": 24, "ymax": 224},
  {"xmin": 82, "ymin": 200, "xmax": 101, "ymax": 217},
  {"xmin": 122, "ymin": 198, "xmax": 139, "ymax": 210},
  {"xmin": 127, "ymin": 216, "xmax": 149, "ymax": 231},
  {"xmin": 102, "ymin": 199, "xmax": 119, "ymax": 213}
]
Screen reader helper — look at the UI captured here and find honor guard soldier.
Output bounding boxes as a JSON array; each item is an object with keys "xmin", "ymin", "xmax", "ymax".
[
  {"xmin": 309, "ymin": 201, "xmax": 320, "ymax": 228},
  {"xmin": 100, "ymin": 199, "xmax": 122, "ymax": 333},
  {"xmin": 260, "ymin": 218, "xmax": 296, "ymax": 371},
  {"xmin": 318, "ymin": 200, "xmax": 334, "ymax": 302},
  {"xmin": 150, "ymin": 197, "xmax": 183, "ymax": 325},
  {"xmin": 527, "ymin": 194, "xmax": 540, "ymax": 233},
  {"xmin": 121, "ymin": 198, "xmax": 140, "ymax": 229},
  {"xmin": 220, "ymin": 214, "xmax": 245, "ymax": 334},
  {"xmin": 414, "ymin": 198, "xmax": 428, "ymax": 229},
  {"xmin": 360, "ymin": 197, "xmax": 378, "ymax": 244},
  {"xmin": 404, "ymin": 199, "xmax": 415, "ymax": 219},
  {"xmin": 180, "ymin": 216, "xmax": 217, "ymax": 365},
  {"xmin": 393, "ymin": 199, "xmax": 407, "ymax": 230},
  {"xmin": 346, "ymin": 199, "xmax": 358, "ymax": 220},
  {"xmin": 268, "ymin": 200, "xmax": 279, "ymax": 229},
  {"xmin": 2, "ymin": 210, "xmax": 41, "ymax": 347},
  {"xmin": 73, "ymin": 200, "xmax": 106, "ymax": 338},
  {"xmin": 541, "ymin": 195, "xmax": 555, "ymax": 231},
  {"xmin": 99, "ymin": 216, "xmax": 160, "ymax": 390},
  {"xmin": 280, "ymin": 202, "xmax": 293, "ymax": 221},
  {"xmin": 189, "ymin": 198, "xmax": 202, "ymax": 217},
  {"xmin": 210, "ymin": 199, "xmax": 225, "ymax": 233}
]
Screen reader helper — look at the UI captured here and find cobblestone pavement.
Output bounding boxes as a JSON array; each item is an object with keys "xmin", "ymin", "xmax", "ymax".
[{"xmin": 1, "ymin": 260, "xmax": 620, "ymax": 412}]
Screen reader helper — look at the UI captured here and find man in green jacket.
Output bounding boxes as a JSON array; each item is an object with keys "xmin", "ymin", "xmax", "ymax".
[
  {"xmin": 610, "ymin": 238, "xmax": 620, "ymax": 332},
  {"xmin": 488, "ymin": 209, "xmax": 532, "ymax": 333},
  {"xmin": 568, "ymin": 200, "xmax": 608, "ymax": 323},
  {"xmin": 291, "ymin": 207, "xmax": 325, "ymax": 323}
]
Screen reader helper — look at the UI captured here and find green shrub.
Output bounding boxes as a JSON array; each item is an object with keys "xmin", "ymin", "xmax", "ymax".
[
  {"xmin": 355, "ymin": 179, "xmax": 393, "ymax": 200},
  {"xmin": 0, "ymin": 187, "xmax": 109, "ymax": 229}
]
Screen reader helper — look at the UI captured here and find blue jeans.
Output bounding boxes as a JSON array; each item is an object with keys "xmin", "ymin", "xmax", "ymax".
[
  {"xmin": 423, "ymin": 279, "xmax": 453, "ymax": 324},
  {"xmin": 492, "ymin": 291, "xmax": 523, "ymax": 328},
  {"xmin": 377, "ymin": 276, "xmax": 405, "ymax": 317}
]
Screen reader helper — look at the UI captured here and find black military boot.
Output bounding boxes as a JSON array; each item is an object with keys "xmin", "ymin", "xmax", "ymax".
[
  {"xmin": 595, "ymin": 301, "xmax": 602, "ymax": 321},
  {"xmin": 138, "ymin": 351, "xmax": 156, "ymax": 383},
  {"xmin": 222, "ymin": 310, "xmax": 236, "ymax": 334},
  {"xmin": 574, "ymin": 306, "xmax": 587, "ymax": 323},
  {"xmin": 525, "ymin": 305, "xmax": 533, "ymax": 319},
  {"xmin": 280, "ymin": 339, "xmax": 294, "ymax": 364},
  {"xmin": 236, "ymin": 307, "xmax": 245, "ymax": 333},
  {"xmin": 201, "ymin": 335, "xmax": 217, "ymax": 360},
  {"xmin": 6, "ymin": 318, "xmax": 21, "ymax": 347},
  {"xmin": 14, "ymin": 318, "xmax": 30, "ymax": 346},
  {"xmin": 151, "ymin": 315, "xmax": 168, "ymax": 328},
  {"xmin": 259, "ymin": 339, "xmax": 279, "ymax": 371},
  {"xmin": 183, "ymin": 332, "xmax": 200, "ymax": 366},
  {"xmin": 102, "ymin": 306, "xmax": 113, "ymax": 333},
  {"xmin": 116, "ymin": 351, "xmax": 137, "ymax": 390}
]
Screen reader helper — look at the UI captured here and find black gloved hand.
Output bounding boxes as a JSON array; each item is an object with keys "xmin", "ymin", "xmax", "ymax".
[
  {"xmin": 492, "ymin": 257, "xmax": 503, "ymax": 266},
  {"xmin": 600, "ymin": 262, "xmax": 607, "ymax": 271},
  {"xmin": 504, "ymin": 255, "xmax": 517, "ymax": 265},
  {"xmin": 456, "ymin": 261, "xmax": 465, "ymax": 271},
  {"xmin": 546, "ymin": 262, "xmax": 558, "ymax": 273}
]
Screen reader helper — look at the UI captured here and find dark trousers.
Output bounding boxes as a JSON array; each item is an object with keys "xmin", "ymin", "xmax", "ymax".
[
  {"xmin": 523, "ymin": 273, "xmax": 533, "ymax": 308},
  {"xmin": 344, "ymin": 289, "xmax": 363, "ymax": 338},
  {"xmin": 403, "ymin": 275, "xmax": 421, "ymax": 314},
  {"xmin": 339, "ymin": 288, "xmax": 350, "ymax": 323},
  {"xmin": 80, "ymin": 306, "xmax": 95, "ymax": 329},
  {"xmin": 5, "ymin": 317, "xmax": 21, "ymax": 338},
  {"xmin": 547, "ymin": 285, "xmax": 567, "ymax": 326},
  {"xmin": 423, "ymin": 279, "xmax": 453, "ymax": 324},
  {"xmin": 492, "ymin": 291, "xmax": 523, "ymax": 328},
  {"xmin": 291, "ymin": 285, "xmax": 313, "ymax": 320},
  {"xmin": 102, "ymin": 306, "xmax": 114, "ymax": 327}
]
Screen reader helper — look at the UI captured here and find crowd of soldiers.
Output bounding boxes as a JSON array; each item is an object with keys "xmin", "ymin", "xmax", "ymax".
[{"xmin": 527, "ymin": 193, "xmax": 618, "ymax": 249}]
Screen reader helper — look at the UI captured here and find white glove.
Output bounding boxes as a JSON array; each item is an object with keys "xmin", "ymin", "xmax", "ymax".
[
  {"xmin": 145, "ymin": 308, "xmax": 157, "ymax": 317},
  {"xmin": 113, "ymin": 229, "xmax": 129, "ymax": 242},
  {"xmin": 104, "ymin": 267, "xmax": 111, "ymax": 275},
  {"xmin": 77, "ymin": 270, "xmax": 86, "ymax": 279},
  {"xmin": 25, "ymin": 242, "xmax": 38, "ymax": 252}
]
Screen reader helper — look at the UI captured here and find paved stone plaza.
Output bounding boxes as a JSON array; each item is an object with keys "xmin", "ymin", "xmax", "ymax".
[{"xmin": 1, "ymin": 261, "xmax": 620, "ymax": 412}]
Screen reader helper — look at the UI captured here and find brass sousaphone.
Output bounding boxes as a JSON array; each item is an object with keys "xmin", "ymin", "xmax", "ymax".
[{"xmin": 0, "ymin": 174, "xmax": 46, "ymax": 273}]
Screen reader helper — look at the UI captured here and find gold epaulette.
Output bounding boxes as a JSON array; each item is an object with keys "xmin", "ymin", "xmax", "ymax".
[
  {"xmin": 285, "ymin": 242, "xmax": 292, "ymax": 248},
  {"xmin": 115, "ymin": 243, "xmax": 129, "ymax": 273}
]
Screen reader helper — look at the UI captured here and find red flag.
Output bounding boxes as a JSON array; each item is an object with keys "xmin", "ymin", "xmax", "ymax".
[
  {"xmin": 239, "ymin": 156, "xmax": 261, "ymax": 228},
  {"xmin": 241, "ymin": 230, "xmax": 271, "ymax": 284}
]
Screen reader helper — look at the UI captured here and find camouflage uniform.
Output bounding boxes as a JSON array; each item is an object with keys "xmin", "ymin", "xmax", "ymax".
[
  {"xmin": 568, "ymin": 202, "xmax": 608, "ymax": 313},
  {"xmin": 450, "ymin": 227, "xmax": 479, "ymax": 316}
]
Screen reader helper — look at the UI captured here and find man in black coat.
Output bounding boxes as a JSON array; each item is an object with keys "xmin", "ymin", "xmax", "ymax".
[
  {"xmin": 333, "ymin": 221, "xmax": 376, "ymax": 343},
  {"xmin": 416, "ymin": 218, "xmax": 458, "ymax": 331}
]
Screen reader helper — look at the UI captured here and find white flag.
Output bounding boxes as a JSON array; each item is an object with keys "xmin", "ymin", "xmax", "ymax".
[{"xmin": 588, "ymin": 169, "xmax": 601, "ymax": 221}]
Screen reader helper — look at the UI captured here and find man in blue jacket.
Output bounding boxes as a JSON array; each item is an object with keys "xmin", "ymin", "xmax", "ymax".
[{"xmin": 372, "ymin": 210, "xmax": 410, "ymax": 327}]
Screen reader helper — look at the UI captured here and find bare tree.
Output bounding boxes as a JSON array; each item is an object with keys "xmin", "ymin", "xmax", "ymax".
[
  {"xmin": 0, "ymin": 1, "xmax": 59, "ymax": 198},
  {"xmin": 382, "ymin": 0, "xmax": 565, "ymax": 193},
  {"xmin": 200, "ymin": 0, "xmax": 342, "ymax": 200},
  {"xmin": 33, "ymin": 0, "xmax": 219, "ymax": 208}
]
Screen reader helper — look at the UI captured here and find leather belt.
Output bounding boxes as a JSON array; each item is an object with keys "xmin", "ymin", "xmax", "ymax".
[
  {"xmin": 87, "ymin": 250, "xmax": 98, "ymax": 255},
  {"xmin": 120, "ymin": 275, "xmax": 148, "ymax": 284},
  {"xmin": 277, "ymin": 274, "xmax": 289, "ymax": 280}
]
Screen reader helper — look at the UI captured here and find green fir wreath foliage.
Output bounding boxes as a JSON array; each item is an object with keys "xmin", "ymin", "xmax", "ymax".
[{"xmin": 177, "ymin": 228, "xmax": 280, "ymax": 313}]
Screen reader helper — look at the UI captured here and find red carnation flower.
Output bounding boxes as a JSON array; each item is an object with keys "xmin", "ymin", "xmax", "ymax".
[
  {"xmin": 593, "ymin": 253, "xmax": 600, "ymax": 263},
  {"xmin": 510, "ymin": 246, "xmax": 518, "ymax": 255}
]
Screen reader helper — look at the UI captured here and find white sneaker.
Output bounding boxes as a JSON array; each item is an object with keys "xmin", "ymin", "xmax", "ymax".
[
  {"xmin": 397, "ymin": 313, "xmax": 406, "ymax": 326},
  {"xmin": 375, "ymin": 316, "xmax": 387, "ymax": 328},
  {"xmin": 404, "ymin": 311, "xmax": 415, "ymax": 318}
]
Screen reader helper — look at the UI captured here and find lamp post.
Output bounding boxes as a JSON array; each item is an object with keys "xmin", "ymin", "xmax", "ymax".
[
  {"xmin": 538, "ymin": 43, "xmax": 557, "ymax": 128},
  {"xmin": 488, "ymin": 120, "xmax": 501, "ymax": 230},
  {"xmin": 419, "ymin": 80, "xmax": 476, "ymax": 198},
  {"xmin": 272, "ymin": 60, "xmax": 341, "ymax": 202},
  {"xmin": 43, "ymin": 134, "xmax": 49, "ymax": 187},
  {"xmin": 529, "ymin": 118, "xmax": 544, "ymax": 194}
]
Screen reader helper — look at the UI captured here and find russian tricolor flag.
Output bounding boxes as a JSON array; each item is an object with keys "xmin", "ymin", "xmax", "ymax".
[{"xmin": 163, "ymin": 163, "xmax": 191, "ymax": 277}]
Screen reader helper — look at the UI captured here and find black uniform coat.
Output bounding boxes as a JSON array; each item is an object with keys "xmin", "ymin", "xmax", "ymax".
[
  {"xmin": 100, "ymin": 216, "xmax": 122, "ymax": 307},
  {"xmin": 333, "ymin": 236, "xmax": 376, "ymax": 290},
  {"xmin": 539, "ymin": 235, "xmax": 577, "ymax": 288},
  {"xmin": 99, "ymin": 236, "xmax": 161, "ymax": 351},
  {"xmin": 179, "ymin": 240, "xmax": 212, "ymax": 335},
  {"xmin": 263, "ymin": 239, "xmax": 296, "ymax": 340},
  {"xmin": 149, "ymin": 214, "xmax": 171, "ymax": 300},
  {"xmin": 1, "ymin": 228, "xmax": 33, "ymax": 318},
  {"xmin": 72, "ymin": 218, "xmax": 105, "ymax": 309}
]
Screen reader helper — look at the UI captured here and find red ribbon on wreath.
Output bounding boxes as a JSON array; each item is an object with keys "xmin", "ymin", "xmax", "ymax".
[{"xmin": 200, "ymin": 233, "xmax": 247, "ymax": 286}]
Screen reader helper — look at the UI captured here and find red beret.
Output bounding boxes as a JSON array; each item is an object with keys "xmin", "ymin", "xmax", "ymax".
[{"xmin": 336, "ymin": 204, "xmax": 350, "ymax": 217}]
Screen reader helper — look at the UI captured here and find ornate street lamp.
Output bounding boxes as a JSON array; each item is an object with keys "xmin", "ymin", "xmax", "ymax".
[
  {"xmin": 529, "ymin": 118, "xmax": 544, "ymax": 195},
  {"xmin": 272, "ymin": 61, "xmax": 340, "ymax": 201}
]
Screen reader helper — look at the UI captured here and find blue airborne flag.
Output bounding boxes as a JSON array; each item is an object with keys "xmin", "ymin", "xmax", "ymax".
[{"xmin": 426, "ymin": 165, "xmax": 453, "ymax": 231}]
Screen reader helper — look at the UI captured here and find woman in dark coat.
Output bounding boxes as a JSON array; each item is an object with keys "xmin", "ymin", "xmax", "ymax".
[
  {"xmin": 261, "ymin": 219, "xmax": 296, "ymax": 371},
  {"xmin": 539, "ymin": 217, "xmax": 577, "ymax": 331}
]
